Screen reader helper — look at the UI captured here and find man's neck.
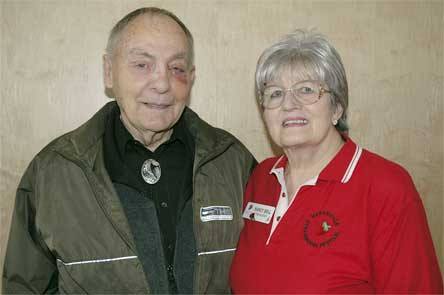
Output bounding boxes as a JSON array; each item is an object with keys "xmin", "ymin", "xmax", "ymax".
[{"xmin": 120, "ymin": 115, "xmax": 173, "ymax": 152}]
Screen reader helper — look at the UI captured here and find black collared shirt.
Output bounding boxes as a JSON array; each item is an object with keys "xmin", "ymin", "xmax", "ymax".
[{"xmin": 103, "ymin": 105, "xmax": 194, "ymax": 291}]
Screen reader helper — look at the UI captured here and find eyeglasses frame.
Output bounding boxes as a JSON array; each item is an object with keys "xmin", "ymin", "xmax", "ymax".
[{"xmin": 259, "ymin": 80, "xmax": 332, "ymax": 109}]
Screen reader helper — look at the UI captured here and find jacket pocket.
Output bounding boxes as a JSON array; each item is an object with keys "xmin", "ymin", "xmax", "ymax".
[{"xmin": 56, "ymin": 256, "xmax": 147, "ymax": 294}]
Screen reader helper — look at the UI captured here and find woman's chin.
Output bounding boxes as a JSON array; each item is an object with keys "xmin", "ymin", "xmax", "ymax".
[{"xmin": 278, "ymin": 136, "xmax": 309, "ymax": 149}]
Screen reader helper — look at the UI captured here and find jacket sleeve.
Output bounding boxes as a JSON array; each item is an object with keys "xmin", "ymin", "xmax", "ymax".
[
  {"xmin": 246, "ymin": 157, "xmax": 258, "ymax": 185},
  {"xmin": 370, "ymin": 170, "xmax": 443, "ymax": 293},
  {"xmin": 2, "ymin": 160, "xmax": 58, "ymax": 294}
]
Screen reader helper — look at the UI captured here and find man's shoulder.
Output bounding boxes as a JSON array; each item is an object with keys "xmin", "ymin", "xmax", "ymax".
[
  {"xmin": 183, "ymin": 107, "xmax": 253, "ymax": 155},
  {"xmin": 30, "ymin": 102, "xmax": 116, "ymax": 169}
]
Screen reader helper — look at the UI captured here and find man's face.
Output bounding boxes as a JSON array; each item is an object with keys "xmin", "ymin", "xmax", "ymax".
[{"xmin": 104, "ymin": 14, "xmax": 195, "ymax": 135}]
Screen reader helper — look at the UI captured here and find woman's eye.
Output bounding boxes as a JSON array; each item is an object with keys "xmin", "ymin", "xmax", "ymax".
[
  {"xmin": 299, "ymin": 86, "xmax": 315, "ymax": 94},
  {"xmin": 270, "ymin": 90, "xmax": 283, "ymax": 98}
]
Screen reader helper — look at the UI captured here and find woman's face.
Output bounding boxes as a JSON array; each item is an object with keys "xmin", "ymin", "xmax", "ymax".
[{"xmin": 262, "ymin": 68, "xmax": 343, "ymax": 150}]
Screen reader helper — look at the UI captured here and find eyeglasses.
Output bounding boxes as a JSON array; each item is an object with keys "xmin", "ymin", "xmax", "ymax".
[{"xmin": 260, "ymin": 80, "xmax": 331, "ymax": 109}]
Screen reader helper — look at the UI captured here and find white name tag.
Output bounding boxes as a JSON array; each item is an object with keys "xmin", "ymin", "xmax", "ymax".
[
  {"xmin": 200, "ymin": 206, "xmax": 233, "ymax": 222},
  {"xmin": 242, "ymin": 202, "xmax": 275, "ymax": 224}
]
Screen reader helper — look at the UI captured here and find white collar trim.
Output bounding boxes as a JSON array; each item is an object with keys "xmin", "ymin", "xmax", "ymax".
[
  {"xmin": 341, "ymin": 145, "xmax": 363, "ymax": 183},
  {"xmin": 269, "ymin": 144, "xmax": 363, "ymax": 184},
  {"xmin": 270, "ymin": 155, "xmax": 285, "ymax": 174}
]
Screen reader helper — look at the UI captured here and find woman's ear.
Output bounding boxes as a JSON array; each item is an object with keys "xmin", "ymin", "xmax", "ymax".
[{"xmin": 333, "ymin": 103, "xmax": 344, "ymax": 124}]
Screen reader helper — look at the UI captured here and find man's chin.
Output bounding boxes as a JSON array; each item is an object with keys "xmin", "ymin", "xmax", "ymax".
[
  {"xmin": 137, "ymin": 107, "xmax": 184, "ymax": 132},
  {"xmin": 140, "ymin": 121, "xmax": 176, "ymax": 134}
]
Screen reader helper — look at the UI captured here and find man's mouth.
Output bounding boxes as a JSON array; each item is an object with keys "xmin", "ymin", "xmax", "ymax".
[{"xmin": 142, "ymin": 102, "xmax": 171, "ymax": 109}]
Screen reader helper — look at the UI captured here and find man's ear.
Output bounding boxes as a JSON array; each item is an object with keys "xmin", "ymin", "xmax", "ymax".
[
  {"xmin": 189, "ymin": 65, "xmax": 196, "ymax": 86},
  {"xmin": 103, "ymin": 54, "xmax": 113, "ymax": 89}
]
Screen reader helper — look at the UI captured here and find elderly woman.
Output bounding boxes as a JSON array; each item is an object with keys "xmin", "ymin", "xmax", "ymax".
[{"xmin": 229, "ymin": 30, "xmax": 443, "ymax": 293}]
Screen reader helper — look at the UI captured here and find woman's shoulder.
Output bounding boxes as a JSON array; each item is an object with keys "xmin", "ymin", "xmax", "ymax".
[
  {"xmin": 360, "ymin": 149, "xmax": 412, "ymax": 182},
  {"xmin": 255, "ymin": 155, "xmax": 284, "ymax": 171},
  {"xmin": 358, "ymin": 148, "xmax": 419, "ymax": 202},
  {"xmin": 246, "ymin": 155, "xmax": 283, "ymax": 181}
]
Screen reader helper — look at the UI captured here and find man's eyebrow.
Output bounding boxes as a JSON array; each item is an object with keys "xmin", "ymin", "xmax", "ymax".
[
  {"xmin": 127, "ymin": 48, "xmax": 154, "ymax": 58},
  {"xmin": 170, "ymin": 52, "xmax": 188, "ymax": 61},
  {"xmin": 127, "ymin": 48, "xmax": 189, "ymax": 61},
  {"xmin": 169, "ymin": 52, "xmax": 192, "ymax": 66}
]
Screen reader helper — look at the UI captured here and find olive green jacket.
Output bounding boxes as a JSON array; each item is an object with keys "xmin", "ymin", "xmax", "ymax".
[{"xmin": 2, "ymin": 102, "xmax": 256, "ymax": 294}]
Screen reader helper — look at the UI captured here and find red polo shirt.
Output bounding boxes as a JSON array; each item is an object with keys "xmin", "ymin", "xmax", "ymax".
[{"xmin": 230, "ymin": 138, "xmax": 443, "ymax": 294}]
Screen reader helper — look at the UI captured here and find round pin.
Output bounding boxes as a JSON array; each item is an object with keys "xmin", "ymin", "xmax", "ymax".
[{"xmin": 141, "ymin": 159, "xmax": 161, "ymax": 184}]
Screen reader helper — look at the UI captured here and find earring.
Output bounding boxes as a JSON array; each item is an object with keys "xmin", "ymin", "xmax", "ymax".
[{"xmin": 333, "ymin": 119, "xmax": 338, "ymax": 126}]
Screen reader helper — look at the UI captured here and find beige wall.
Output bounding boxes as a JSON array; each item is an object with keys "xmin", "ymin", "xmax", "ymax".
[{"xmin": 1, "ymin": 0, "xmax": 443, "ymax": 285}]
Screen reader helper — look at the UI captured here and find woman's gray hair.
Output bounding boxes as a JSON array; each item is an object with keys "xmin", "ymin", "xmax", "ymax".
[
  {"xmin": 255, "ymin": 29, "xmax": 349, "ymax": 132},
  {"xmin": 106, "ymin": 7, "xmax": 194, "ymax": 65}
]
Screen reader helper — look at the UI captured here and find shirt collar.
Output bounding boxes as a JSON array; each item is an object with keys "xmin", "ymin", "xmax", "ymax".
[
  {"xmin": 113, "ymin": 108, "xmax": 193, "ymax": 157},
  {"xmin": 269, "ymin": 137, "xmax": 363, "ymax": 184}
]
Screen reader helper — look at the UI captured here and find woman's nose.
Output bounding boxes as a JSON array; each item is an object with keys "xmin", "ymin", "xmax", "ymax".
[{"xmin": 281, "ymin": 89, "xmax": 303, "ymax": 110}]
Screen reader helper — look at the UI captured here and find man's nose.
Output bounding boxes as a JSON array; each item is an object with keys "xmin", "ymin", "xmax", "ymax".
[{"xmin": 150, "ymin": 65, "xmax": 171, "ymax": 93}]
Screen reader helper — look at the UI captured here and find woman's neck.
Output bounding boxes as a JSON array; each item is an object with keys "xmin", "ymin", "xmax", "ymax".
[{"xmin": 283, "ymin": 131, "xmax": 345, "ymax": 198}]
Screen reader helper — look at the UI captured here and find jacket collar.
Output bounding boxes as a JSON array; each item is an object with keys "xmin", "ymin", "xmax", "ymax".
[
  {"xmin": 182, "ymin": 107, "xmax": 235, "ymax": 169},
  {"xmin": 53, "ymin": 101, "xmax": 235, "ymax": 171},
  {"xmin": 52, "ymin": 101, "xmax": 115, "ymax": 168},
  {"xmin": 269, "ymin": 137, "xmax": 363, "ymax": 184}
]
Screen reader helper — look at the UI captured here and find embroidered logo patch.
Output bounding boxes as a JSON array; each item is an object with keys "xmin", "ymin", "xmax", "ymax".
[
  {"xmin": 304, "ymin": 210, "xmax": 340, "ymax": 248},
  {"xmin": 200, "ymin": 206, "xmax": 233, "ymax": 222}
]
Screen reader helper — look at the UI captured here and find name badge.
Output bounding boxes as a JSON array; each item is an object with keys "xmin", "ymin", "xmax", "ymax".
[
  {"xmin": 242, "ymin": 202, "xmax": 275, "ymax": 224},
  {"xmin": 200, "ymin": 206, "xmax": 233, "ymax": 222}
]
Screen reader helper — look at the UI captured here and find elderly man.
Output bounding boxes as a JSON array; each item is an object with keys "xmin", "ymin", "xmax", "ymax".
[{"xmin": 2, "ymin": 7, "xmax": 256, "ymax": 294}]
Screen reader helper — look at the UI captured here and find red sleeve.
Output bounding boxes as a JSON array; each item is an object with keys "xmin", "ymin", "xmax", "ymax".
[{"xmin": 369, "ymin": 172, "xmax": 443, "ymax": 293}]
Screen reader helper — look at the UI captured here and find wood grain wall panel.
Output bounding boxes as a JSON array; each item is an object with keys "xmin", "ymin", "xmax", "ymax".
[{"xmin": 1, "ymin": 0, "xmax": 442, "ymax": 286}]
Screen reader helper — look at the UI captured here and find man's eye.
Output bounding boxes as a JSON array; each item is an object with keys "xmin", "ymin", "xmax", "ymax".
[
  {"xmin": 132, "ymin": 61, "xmax": 153, "ymax": 71},
  {"xmin": 171, "ymin": 66, "xmax": 186, "ymax": 75}
]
